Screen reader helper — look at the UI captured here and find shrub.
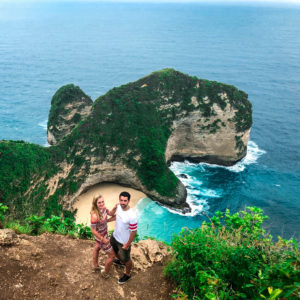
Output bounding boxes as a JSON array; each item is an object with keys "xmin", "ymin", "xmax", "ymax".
[
  {"xmin": 0, "ymin": 202, "xmax": 93, "ymax": 240},
  {"xmin": 25, "ymin": 215, "xmax": 46, "ymax": 235},
  {"xmin": 6, "ymin": 221, "xmax": 33, "ymax": 235},
  {"xmin": 0, "ymin": 203, "xmax": 8, "ymax": 228},
  {"xmin": 165, "ymin": 207, "xmax": 299, "ymax": 299},
  {"xmin": 62, "ymin": 217, "xmax": 77, "ymax": 231},
  {"xmin": 56, "ymin": 224, "xmax": 68, "ymax": 235},
  {"xmin": 38, "ymin": 222, "xmax": 54, "ymax": 235},
  {"xmin": 44, "ymin": 215, "xmax": 62, "ymax": 232},
  {"xmin": 76, "ymin": 223, "xmax": 93, "ymax": 239}
]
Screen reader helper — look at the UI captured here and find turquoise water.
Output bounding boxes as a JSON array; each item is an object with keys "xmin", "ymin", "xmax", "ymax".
[{"xmin": 0, "ymin": 1, "xmax": 299, "ymax": 242}]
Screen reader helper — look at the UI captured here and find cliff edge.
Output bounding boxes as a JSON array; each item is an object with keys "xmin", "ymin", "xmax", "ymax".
[{"xmin": 0, "ymin": 231, "xmax": 173, "ymax": 300}]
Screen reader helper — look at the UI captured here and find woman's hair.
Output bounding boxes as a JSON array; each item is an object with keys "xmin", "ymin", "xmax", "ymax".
[{"xmin": 91, "ymin": 195, "xmax": 103, "ymax": 221}]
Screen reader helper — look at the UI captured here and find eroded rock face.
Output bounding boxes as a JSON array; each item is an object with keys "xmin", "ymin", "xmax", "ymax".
[
  {"xmin": 165, "ymin": 96, "xmax": 251, "ymax": 166},
  {"xmin": 67, "ymin": 162, "xmax": 187, "ymax": 210},
  {"xmin": 47, "ymin": 84, "xmax": 93, "ymax": 145}
]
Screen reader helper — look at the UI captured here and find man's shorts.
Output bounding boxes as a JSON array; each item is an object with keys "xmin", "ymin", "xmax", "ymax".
[
  {"xmin": 96, "ymin": 234, "xmax": 112, "ymax": 253},
  {"xmin": 110, "ymin": 234, "xmax": 131, "ymax": 262}
]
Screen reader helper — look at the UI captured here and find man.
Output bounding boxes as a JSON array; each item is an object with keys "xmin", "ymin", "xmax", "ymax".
[{"xmin": 110, "ymin": 191, "xmax": 137, "ymax": 284}]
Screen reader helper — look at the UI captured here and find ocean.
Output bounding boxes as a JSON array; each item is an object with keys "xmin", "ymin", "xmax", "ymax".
[{"xmin": 0, "ymin": 1, "xmax": 299, "ymax": 243}]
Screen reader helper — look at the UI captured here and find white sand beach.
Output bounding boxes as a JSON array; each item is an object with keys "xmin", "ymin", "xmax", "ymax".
[{"xmin": 73, "ymin": 183, "xmax": 146, "ymax": 230}]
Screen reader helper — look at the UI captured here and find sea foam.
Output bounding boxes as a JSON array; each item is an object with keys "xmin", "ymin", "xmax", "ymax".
[
  {"xmin": 167, "ymin": 140, "xmax": 266, "ymax": 216},
  {"xmin": 227, "ymin": 140, "xmax": 266, "ymax": 172},
  {"xmin": 38, "ymin": 120, "xmax": 47, "ymax": 131},
  {"xmin": 171, "ymin": 140, "xmax": 265, "ymax": 173}
]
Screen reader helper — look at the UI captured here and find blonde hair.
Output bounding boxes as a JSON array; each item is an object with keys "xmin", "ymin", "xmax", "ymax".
[{"xmin": 90, "ymin": 195, "xmax": 104, "ymax": 221}]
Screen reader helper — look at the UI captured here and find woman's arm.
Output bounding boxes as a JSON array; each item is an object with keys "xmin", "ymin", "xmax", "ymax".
[
  {"xmin": 90, "ymin": 213, "xmax": 108, "ymax": 243},
  {"xmin": 107, "ymin": 215, "xmax": 116, "ymax": 223}
]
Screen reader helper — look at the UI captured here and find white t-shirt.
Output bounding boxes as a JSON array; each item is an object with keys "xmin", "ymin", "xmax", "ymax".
[{"xmin": 113, "ymin": 205, "xmax": 137, "ymax": 244}]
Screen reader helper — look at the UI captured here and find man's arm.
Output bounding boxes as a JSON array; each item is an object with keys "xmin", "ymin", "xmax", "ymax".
[{"xmin": 122, "ymin": 230, "xmax": 137, "ymax": 250}]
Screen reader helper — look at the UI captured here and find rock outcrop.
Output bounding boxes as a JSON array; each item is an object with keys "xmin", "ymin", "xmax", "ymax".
[
  {"xmin": 131, "ymin": 239, "xmax": 170, "ymax": 271},
  {"xmin": 47, "ymin": 84, "xmax": 93, "ymax": 145},
  {"xmin": 0, "ymin": 229, "xmax": 18, "ymax": 246},
  {"xmin": 165, "ymin": 96, "xmax": 251, "ymax": 166},
  {"xmin": 0, "ymin": 69, "xmax": 252, "ymax": 218}
]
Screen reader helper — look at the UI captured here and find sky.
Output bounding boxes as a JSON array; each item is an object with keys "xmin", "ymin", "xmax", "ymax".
[
  {"xmin": 77, "ymin": 0, "xmax": 300, "ymax": 2},
  {"xmin": 1, "ymin": 0, "xmax": 300, "ymax": 9},
  {"xmin": 1, "ymin": 0, "xmax": 300, "ymax": 3}
]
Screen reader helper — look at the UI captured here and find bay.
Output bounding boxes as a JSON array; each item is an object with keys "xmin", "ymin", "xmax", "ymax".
[{"xmin": 0, "ymin": 1, "xmax": 299, "ymax": 242}]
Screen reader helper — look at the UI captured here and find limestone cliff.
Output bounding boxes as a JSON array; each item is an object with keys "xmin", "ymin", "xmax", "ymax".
[
  {"xmin": 0, "ymin": 69, "xmax": 252, "ymax": 218},
  {"xmin": 165, "ymin": 95, "xmax": 251, "ymax": 166},
  {"xmin": 47, "ymin": 84, "xmax": 93, "ymax": 145}
]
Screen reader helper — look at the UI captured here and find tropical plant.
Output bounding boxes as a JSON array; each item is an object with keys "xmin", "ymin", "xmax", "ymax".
[
  {"xmin": 76, "ymin": 223, "xmax": 93, "ymax": 239},
  {"xmin": 0, "ymin": 203, "xmax": 8, "ymax": 228},
  {"xmin": 6, "ymin": 221, "xmax": 33, "ymax": 235},
  {"xmin": 165, "ymin": 207, "xmax": 300, "ymax": 299},
  {"xmin": 25, "ymin": 215, "xmax": 46, "ymax": 235}
]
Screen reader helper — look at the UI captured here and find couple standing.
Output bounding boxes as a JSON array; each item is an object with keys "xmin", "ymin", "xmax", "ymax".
[{"xmin": 90, "ymin": 191, "xmax": 137, "ymax": 284}]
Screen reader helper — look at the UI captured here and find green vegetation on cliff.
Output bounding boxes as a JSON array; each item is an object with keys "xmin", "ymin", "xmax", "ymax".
[
  {"xmin": 0, "ymin": 140, "xmax": 77, "ymax": 219},
  {"xmin": 48, "ymin": 84, "xmax": 93, "ymax": 143},
  {"xmin": 57, "ymin": 68, "xmax": 251, "ymax": 197},
  {"xmin": 165, "ymin": 207, "xmax": 299, "ymax": 299},
  {"xmin": 0, "ymin": 69, "xmax": 252, "ymax": 219},
  {"xmin": 0, "ymin": 141, "xmax": 52, "ymax": 218}
]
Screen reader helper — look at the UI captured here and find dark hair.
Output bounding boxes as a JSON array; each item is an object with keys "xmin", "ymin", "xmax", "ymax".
[{"xmin": 119, "ymin": 191, "xmax": 131, "ymax": 201}]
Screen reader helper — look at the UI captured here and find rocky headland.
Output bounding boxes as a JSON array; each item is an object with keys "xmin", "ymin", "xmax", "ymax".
[{"xmin": 0, "ymin": 69, "xmax": 252, "ymax": 219}]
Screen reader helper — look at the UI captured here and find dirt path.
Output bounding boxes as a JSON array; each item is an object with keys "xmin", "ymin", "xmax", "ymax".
[{"xmin": 0, "ymin": 233, "xmax": 174, "ymax": 300}]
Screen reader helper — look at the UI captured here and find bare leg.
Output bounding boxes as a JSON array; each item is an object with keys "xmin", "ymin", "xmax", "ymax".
[
  {"xmin": 124, "ymin": 259, "xmax": 133, "ymax": 276},
  {"xmin": 93, "ymin": 243, "xmax": 101, "ymax": 268},
  {"xmin": 104, "ymin": 249, "xmax": 115, "ymax": 273}
]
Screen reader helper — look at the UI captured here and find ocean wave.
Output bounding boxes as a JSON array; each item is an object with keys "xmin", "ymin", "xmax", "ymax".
[
  {"xmin": 227, "ymin": 140, "xmax": 266, "ymax": 172},
  {"xmin": 171, "ymin": 140, "xmax": 265, "ymax": 174},
  {"xmin": 164, "ymin": 197, "xmax": 207, "ymax": 217},
  {"xmin": 195, "ymin": 188, "xmax": 222, "ymax": 198},
  {"xmin": 136, "ymin": 197, "xmax": 202, "ymax": 218},
  {"xmin": 164, "ymin": 141, "xmax": 266, "ymax": 217},
  {"xmin": 38, "ymin": 120, "xmax": 47, "ymax": 131},
  {"xmin": 141, "ymin": 141, "xmax": 265, "ymax": 217}
]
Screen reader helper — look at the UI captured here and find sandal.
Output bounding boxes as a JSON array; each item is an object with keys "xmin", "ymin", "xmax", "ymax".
[
  {"xmin": 101, "ymin": 270, "xmax": 110, "ymax": 279},
  {"xmin": 93, "ymin": 265, "xmax": 104, "ymax": 271}
]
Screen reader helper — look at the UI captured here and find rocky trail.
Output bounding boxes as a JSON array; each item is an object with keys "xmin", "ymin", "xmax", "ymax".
[{"xmin": 0, "ymin": 230, "xmax": 174, "ymax": 300}]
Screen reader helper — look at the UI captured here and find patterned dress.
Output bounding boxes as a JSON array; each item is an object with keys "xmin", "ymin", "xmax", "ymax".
[{"xmin": 91, "ymin": 208, "xmax": 112, "ymax": 252}]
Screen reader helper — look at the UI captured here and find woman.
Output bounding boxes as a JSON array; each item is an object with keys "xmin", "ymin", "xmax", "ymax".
[{"xmin": 90, "ymin": 195, "xmax": 117, "ymax": 278}]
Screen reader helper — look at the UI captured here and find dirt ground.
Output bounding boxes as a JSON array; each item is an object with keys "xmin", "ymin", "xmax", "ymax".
[{"xmin": 0, "ymin": 233, "xmax": 175, "ymax": 300}]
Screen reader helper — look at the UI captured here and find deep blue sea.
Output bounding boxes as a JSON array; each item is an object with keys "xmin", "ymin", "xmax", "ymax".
[{"xmin": 0, "ymin": 1, "xmax": 299, "ymax": 243}]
